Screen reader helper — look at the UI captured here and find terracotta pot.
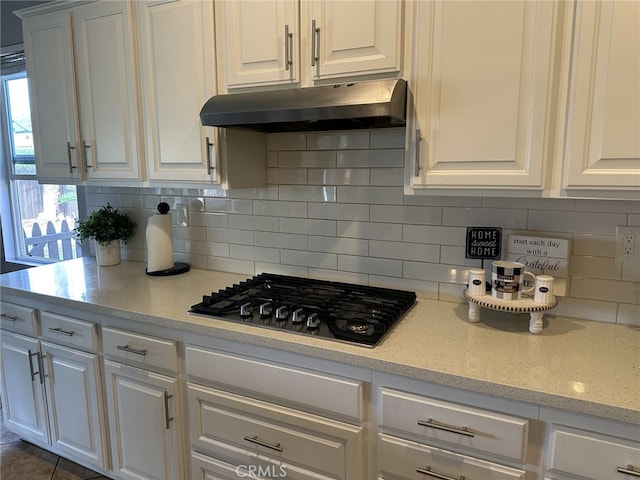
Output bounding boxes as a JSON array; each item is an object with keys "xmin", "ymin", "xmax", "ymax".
[{"xmin": 95, "ymin": 240, "xmax": 121, "ymax": 266}]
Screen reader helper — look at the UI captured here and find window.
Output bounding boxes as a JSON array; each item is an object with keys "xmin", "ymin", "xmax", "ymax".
[{"xmin": 1, "ymin": 59, "xmax": 82, "ymax": 265}]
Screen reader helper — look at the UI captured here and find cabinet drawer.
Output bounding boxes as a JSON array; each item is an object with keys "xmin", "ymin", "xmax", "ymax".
[
  {"xmin": 380, "ymin": 388, "xmax": 528, "ymax": 462},
  {"xmin": 40, "ymin": 312, "xmax": 97, "ymax": 351},
  {"xmin": 102, "ymin": 327, "xmax": 178, "ymax": 373},
  {"xmin": 547, "ymin": 425, "xmax": 640, "ymax": 479},
  {"xmin": 0, "ymin": 302, "xmax": 37, "ymax": 335},
  {"xmin": 379, "ymin": 433, "xmax": 525, "ymax": 480},
  {"xmin": 188, "ymin": 383, "xmax": 364, "ymax": 480},
  {"xmin": 186, "ymin": 345, "xmax": 363, "ymax": 421}
]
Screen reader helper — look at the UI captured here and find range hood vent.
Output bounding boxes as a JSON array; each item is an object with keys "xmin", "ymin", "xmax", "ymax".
[{"xmin": 200, "ymin": 78, "xmax": 407, "ymax": 133}]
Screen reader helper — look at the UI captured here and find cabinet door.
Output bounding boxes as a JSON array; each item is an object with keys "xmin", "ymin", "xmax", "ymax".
[
  {"xmin": 407, "ymin": 1, "xmax": 558, "ymax": 193},
  {"xmin": 305, "ymin": 0, "xmax": 402, "ymax": 82},
  {"xmin": 561, "ymin": 1, "xmax": 640, "ymax": 196},
  {"xmin": 40, "ymin": 341, "xmax": 107, "ymax": 469},
  {"xmin": 0, "ymin": 331, "xmax": 49, "ymax": 444},
  {"xmin": 104, "ymin": 360, "xmax": 182, "ymax": 480},
  {"xmin": 217, "ymin": 0, "xmax": 299, "ymax": 88},
  {"xmin": 22, "ymin": 11, "xmax": 82, "ymax": 183},
  {"xmin": 73, "ymin": 1, "xmax": 142, "ymax": 182},
  {"xmin": 137, "ymin": 0, "xmax": 220, "ymax": 184}
]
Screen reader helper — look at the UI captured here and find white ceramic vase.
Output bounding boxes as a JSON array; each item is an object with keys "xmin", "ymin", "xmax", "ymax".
[{"xmin": 95, "ymin": 240, "xmax": 121, "ymax": 266}]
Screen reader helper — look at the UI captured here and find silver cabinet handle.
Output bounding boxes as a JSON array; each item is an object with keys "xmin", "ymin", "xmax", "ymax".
[
  {"xmin": 82, "ymin": 140, "xmax": 92, "ymax": 170},
  {"xmin": 284, "ymin": 24, "xmax": 293, "ymax": 70},
  {"xmin": 417, "ymin": 418, "xmax": 475, "ymax": 437},
  {"xmin": 417, "ymin": 466, "xmax": 465, "ymax": 480},
  {"xmin": 27, "ymin": 349, "xmax": 45, "ymax": 384},
  {"xmin": 163, "ymin": 391, "xmax": 174, "ymax": 429},
  {"xmin": 48, "ymin": 327, "xmax": 74, "ymax": 336},
  {"xmin": 414, "ymin": 128, "xmax": 422, "ymax": 177},
  {"xmin": 618, "ymin": 465, "xmax": 640, "ymax": 477},
  {"xmin": 205, "ymin": 136, "xmax": 214, "ymax": 174},
  {"xmin": 0, "ymin": 313, "xmax": 18, "ymax": 321},
  {"xmin": 116, "ymin": 344, "xmax": 147, "ymax": 356},
  {"xmin": 66, "ymin": 142, "xmax": 77, "ymax": 172},
  {"xmin": 243, "ymin": 435, "xmax": 283, "ymax": 452},
  {"xmin": 311, "ymin": 19, "xmax": 320, "ymax": 67}
]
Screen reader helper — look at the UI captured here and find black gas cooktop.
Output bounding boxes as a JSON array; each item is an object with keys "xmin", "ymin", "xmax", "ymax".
[{"xmin": 189, "ymin": 273, "xmax": 416, "ymax": 347}]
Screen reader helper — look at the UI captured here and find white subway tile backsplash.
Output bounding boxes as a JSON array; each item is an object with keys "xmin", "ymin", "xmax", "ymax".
[
  {"xmin": 277, "ymin": 150, "xmax": 337, "ymax": 168},
  {"xmin": 228, "ymin": 214, "xmax": 279, "ymax": 232},
  {"xmin": 279, "ymin": 185, "xmax": 337, "ymax": 202},
  {"xmin": 280, "ymin": 217, "xmax": 337, "ymax": 236},
  {"xmin": 338, "ymin": 255, "xmax": 402, "ymax": 277},
  {"xmin": 282, "ymin": 249, "xmax": 337, "ymax": 269},
  {"xmin": 370, "ymin": 127, "xmax": 405, "ymax": 148},
  {"xmin": 267, "ymin": 168, "xmax": 308, "ymax": 185},
  {"xmin": 308, "ymin": 203, "xmax": 369, "ymax": 221},
  {"xmin": 307, "ymin": 131, "xmax": 370, "ymax": 150},
  {"xmin": 256, "ymin": 232, "xmax": 307, "ymax": 250},
  {"xmin": 444, "ymin": 207, "xmax": 528, "ymax": 229},
  {"xmin": 338, "ymin": 186, "xmax": 404, "ymax": 205},
  {"xmin": 89, "ymin": 128, "xmax": 637, "ymax": 326},
  {"xmin": 230, "ymin": 245, "xmax": 281, "ymax": 263},
  {"xmin": 528, "ymin": 210, "xmax": 628, "ymax": 234},
  {"xmin": 370, "ymin": 168, "xmax": 404, "ymax": 186},
  {"xmin": 370, "ymin": 205, "xmax": 441, "ymax": 224},
  {"xmin": 338, "ymin": 221, "xmax": 402, "ymax": 241},
  {"xmin": 308, "ymin": 168, "xmax": 371, "ymax": 185},
  {"xmin": 253, "ymin": 200, "xmax": 307, "ymax": 218},
  {"xmin": 370, "ymin": 240, "xmax": 439, "ymax": 263},
  {"xmin": 309, "ymin": 236, "xmax": 368, "ymax": 256},
  {"xmin": 207, "ymin": 228, "xmax": 255, "ymax": 245},
  {"xmin": 337, "ymin": 149, "xmax": 404, "ymax": 168},
  {"xmin": 266, "ymin": 132, "xmax": 306, "ymax": 150}
]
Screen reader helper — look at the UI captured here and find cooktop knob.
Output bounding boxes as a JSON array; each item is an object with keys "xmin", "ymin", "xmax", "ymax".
[
  {"xmin": 306, "ymin": 313, "xmax": 320, "ymax": 329},
  {"xmin": 239, "ymin": 302, "xmax": 253, "ymax": 318},
  {"xmin": 291, "ymin": 308, "xmax": 305, "ymax": 324},
  {"xmin": 259, "ymin": 302, "xmax": 272, "ymax": 317},
  {"xmin": 275, "ymin": 306, "xmax": 289, "ymax": 321}
]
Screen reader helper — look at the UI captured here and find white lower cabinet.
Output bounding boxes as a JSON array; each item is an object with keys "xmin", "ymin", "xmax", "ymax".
[
  {"xmin": 185, "ymin": 344, "xmax": 366, "ymax": 480},
  {"xmin": 374, "ymin": 372, "xmax": 535, "ymax": 480},
  {"xmin": 541, "ymin": 407, "xmax": 640, "ymax": 480},
  {"xmin": 0, "ymin": 305, "xmax": 107, "ymax": 471},
  {"xmin": 102, "ymin": 326, "xmax": 183, "ymax": 480}
]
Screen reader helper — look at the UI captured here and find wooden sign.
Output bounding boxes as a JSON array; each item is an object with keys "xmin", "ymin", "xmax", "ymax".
[
  {"xmin": 506, "ymin": 235, "xmax": 569, "ymax": 296},
  {"xmin": 465, "ymin": 227, "xmax": 502, "ymax": 259}
]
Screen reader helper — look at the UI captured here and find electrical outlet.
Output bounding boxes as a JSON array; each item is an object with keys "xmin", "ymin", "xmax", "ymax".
[{"xmin": 615, "ymin": 226, "xmax": 640, "ymax": 262}]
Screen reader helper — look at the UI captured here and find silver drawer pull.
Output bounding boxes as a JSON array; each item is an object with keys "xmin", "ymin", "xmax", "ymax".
[
  {"xmin": 49, "ymin": 327, "xmax": 75, "ymax": 336},
  {"xmin": 163, "ymin": 391, "xmax": 174, "ymax": 429},
  {"xmin": 0, "ymin": 313, "xmax": 18, "ymax": 321},
  {"xmin": 417, "ymin": 466, "xmax": 465, "ymax": 480},
  {"xmin": 418, "ymin": 418, "xmax": 475, "ymax": 437},
  {"xmin": 617, "ymin": 464, "xmax": 640, "ymax": 477},
  {"xmin": 243, "ymin": 435, "xmax": 283, "ymax": 452},
  {"xmin": 116, "ymin": 344, "xmax": 147, "ymax": 356}
]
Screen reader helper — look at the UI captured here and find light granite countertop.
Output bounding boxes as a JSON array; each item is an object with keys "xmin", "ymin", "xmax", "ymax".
[{"xmin": 1, "ymin": 258, "xmax": 638, "ymax": 424}]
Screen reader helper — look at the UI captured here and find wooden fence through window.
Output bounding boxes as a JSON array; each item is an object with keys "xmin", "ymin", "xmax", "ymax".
[{"xmin": 24, "ymin": 220, "xmax": 81, "ymax": 261}]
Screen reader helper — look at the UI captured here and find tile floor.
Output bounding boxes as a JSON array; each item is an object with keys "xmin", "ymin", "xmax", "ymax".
[{"xmin": 0, "ymin": 409, "xmax": 110, "ymax": 480}]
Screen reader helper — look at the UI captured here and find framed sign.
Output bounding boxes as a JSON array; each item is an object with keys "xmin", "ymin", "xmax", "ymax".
[{"xmin": 465, "ymin": 227, "xmax": 502, "ymax": 260}]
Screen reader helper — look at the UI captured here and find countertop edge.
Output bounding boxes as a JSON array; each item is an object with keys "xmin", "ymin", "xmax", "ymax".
[{"xmin": 2, "ymin": 284, "xmax": 638, "ymax": 425}]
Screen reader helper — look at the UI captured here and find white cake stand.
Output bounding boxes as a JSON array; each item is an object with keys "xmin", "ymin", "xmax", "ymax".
[{"xmin": 463, "ymin": 289, "xmax": 558, "ymax": 334}]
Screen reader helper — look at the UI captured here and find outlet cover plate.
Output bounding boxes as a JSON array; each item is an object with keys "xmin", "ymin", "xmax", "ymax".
[{"xmin": 615, "ymin": 226, "xmax": 640, "ymax": 263}]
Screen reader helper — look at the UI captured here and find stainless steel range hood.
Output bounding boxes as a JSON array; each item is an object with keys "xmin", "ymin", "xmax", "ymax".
[{"xmin": 200, "ymin": 78, "xmax": 407, "ymax": 133}]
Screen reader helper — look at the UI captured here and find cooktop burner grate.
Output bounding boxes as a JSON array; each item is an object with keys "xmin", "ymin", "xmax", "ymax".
[{"xmin": 188, "ymin": 273, "xmax": 416, "ymax": 347}]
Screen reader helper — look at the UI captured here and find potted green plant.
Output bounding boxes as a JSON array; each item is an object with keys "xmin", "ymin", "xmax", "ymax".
[{"xmin": 74, "ymin": 203, "xmax": 137, "ymax": 266}]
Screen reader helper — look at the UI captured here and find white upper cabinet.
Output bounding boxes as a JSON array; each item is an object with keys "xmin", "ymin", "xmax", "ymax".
[
  {"xmin": 136, "ymin": 0, "xmax": 219, "ymax": 184},
  {"xmin": 21, "ymin": 1, "xmax": 143, "ymax": 184},
  {"xmin": 558, "ymin": 0, "xmax": 640, "ymax": 197},
  {"xmin": 405, "ymin": 0, "xmax": 559, "ymax": 195},
  {"xmin": 216, "ymin": 0, "xmax": 403, "ymax": 90}
]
